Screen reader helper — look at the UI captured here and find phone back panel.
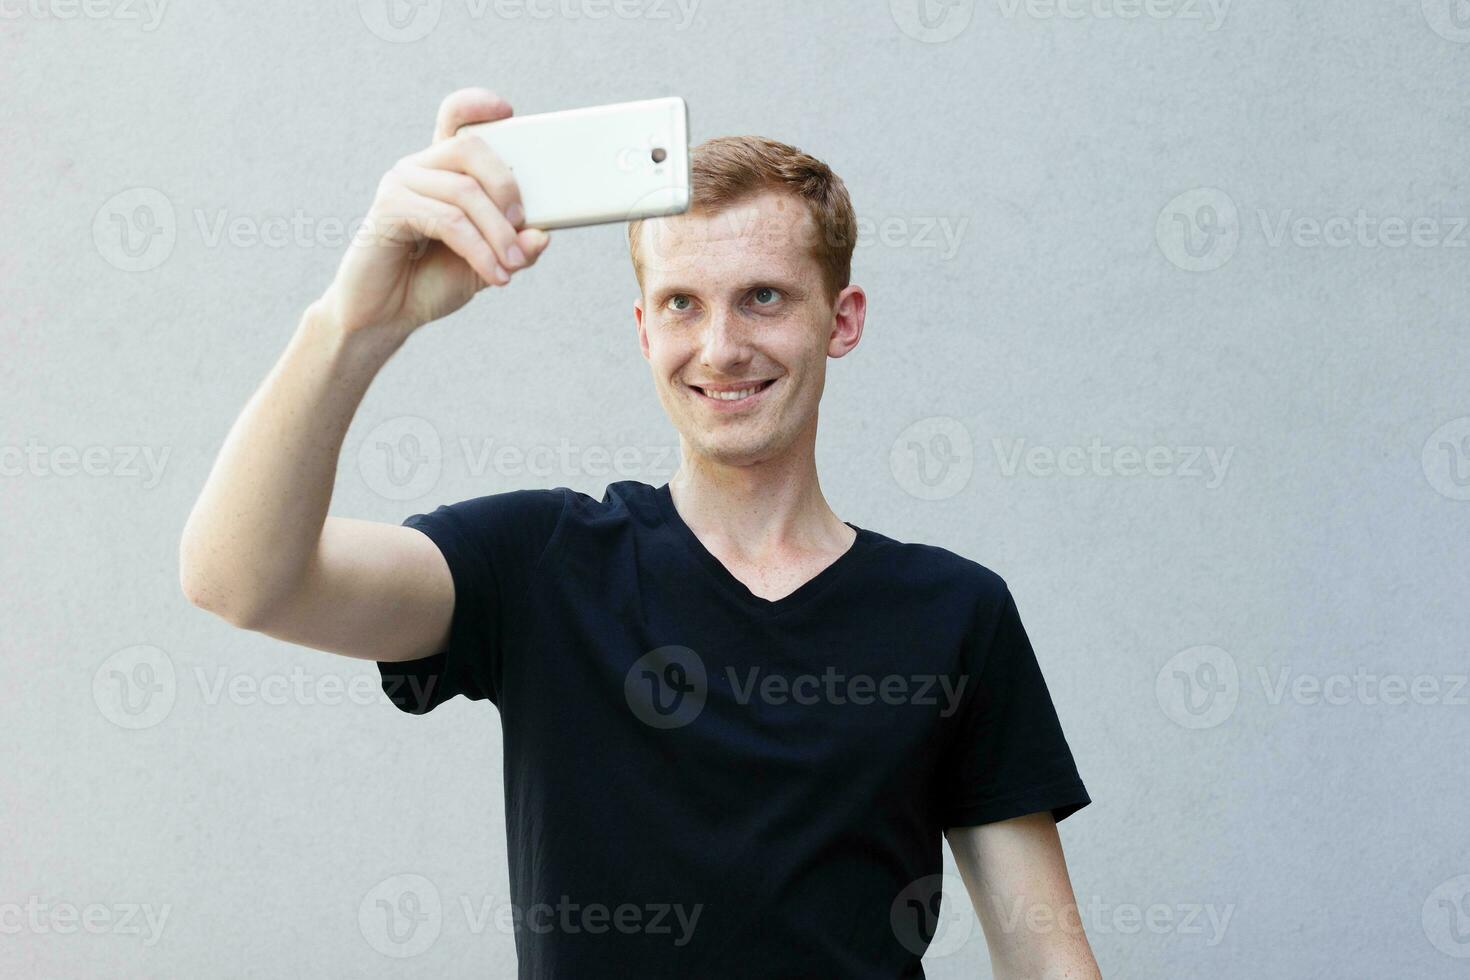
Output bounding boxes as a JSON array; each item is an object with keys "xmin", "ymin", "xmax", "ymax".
[{"xmin": 458, "ymin": 96, "xmax": 690, "ymax": 230}]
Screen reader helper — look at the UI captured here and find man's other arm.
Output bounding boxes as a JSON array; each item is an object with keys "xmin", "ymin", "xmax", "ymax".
[{"xmin": 946, "ymin": 813, "xmax": 1102, "ymax": 979}]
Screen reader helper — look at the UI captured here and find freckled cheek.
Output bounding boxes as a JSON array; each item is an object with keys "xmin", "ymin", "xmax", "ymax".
[{"xmin": 644, "ymin": 340, "xmax": 688, "ymax": 385}]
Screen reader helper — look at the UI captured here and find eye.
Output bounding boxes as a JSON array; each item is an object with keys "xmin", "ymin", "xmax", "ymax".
[
  {"xmin": 752, "ymin": 287, "xmax": 781, "ymax": 306},
  {"xmin": 666, "ymin": 294, "xmax": 693, "ymax": 312}
]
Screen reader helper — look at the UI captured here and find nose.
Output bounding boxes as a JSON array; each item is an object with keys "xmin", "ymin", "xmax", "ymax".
[{"xmin": 697, "ymin": 305, "xmax": 752, "ymax": 375}]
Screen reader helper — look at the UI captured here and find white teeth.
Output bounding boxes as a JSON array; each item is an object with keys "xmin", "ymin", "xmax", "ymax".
[{"xmin": 702, "ymin": 383, "xmax": 764, "ymax": 401}]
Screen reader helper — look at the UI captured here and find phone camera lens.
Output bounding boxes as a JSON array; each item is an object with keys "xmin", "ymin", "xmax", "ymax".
[{"xmin": 651, "ymin": 147, "xmax": 667, "ymax": 164}]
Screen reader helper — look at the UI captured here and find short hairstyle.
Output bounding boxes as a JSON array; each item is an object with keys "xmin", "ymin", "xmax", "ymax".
[{"xmin": 626, "ymin": 135, "xmax": 858, "ymax": 306}]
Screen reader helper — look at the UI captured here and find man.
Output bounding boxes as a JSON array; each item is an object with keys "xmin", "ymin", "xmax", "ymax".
[{"xmin": 180, "ymin": 88, "xmax": 1100, "ymax": 978}]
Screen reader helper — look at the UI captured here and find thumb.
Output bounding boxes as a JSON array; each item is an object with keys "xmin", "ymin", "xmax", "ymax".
[{"xmin": 517, "ymin": 227, "xmax": 551, "ymax": 262}]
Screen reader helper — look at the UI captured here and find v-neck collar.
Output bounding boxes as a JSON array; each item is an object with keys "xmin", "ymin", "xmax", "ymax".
[{"xmin": 654, "ymin": 482, "xmax": 876, "ymax": 617}]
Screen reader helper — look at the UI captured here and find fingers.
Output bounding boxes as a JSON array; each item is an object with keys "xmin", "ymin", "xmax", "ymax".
[
  {"xmin": 351, "ymin": 89, "xmax": 552, "ymax": 293},
  {"xmin": 371, "ymin": 171, "xmax": 551, "ymax": 290},
  {"xmin": 369, "ymin": 169, "xmax": 500, "ymax": 286},
  {"xmin": 404, "ymin": 133, "xmax": 529, "ymax": 270},
  {"xmin": 434, "ymin": 88, "xmax": 512, "ymax": 142},
  {"xmin": 400, "ymin": 191, "xmax": 506, "ymax": 288},
  {"xmin": 394, "ymin": 165, "xmax": 517, "ymax": 284}
]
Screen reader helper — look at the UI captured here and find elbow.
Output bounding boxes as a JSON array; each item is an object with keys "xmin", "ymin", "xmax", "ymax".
[
  {"xmin": 181, "ymin": 577, "xmax": 274, "ymax": 632},
  {"xmin": 178, "ymin": 539, "xmax": 273, "ymax": 631},
  {"xmin": 179, "ymin": 566, "xmax": 252, "ymax": 630}
]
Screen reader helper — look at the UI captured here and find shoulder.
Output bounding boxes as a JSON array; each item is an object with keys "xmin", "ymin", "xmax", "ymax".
[
  {"xmin": 415, "ymin": 481, "xmax": 662, "ymax": 536},
  {"xmin": 850, "ymin": 529, "xmax": 1029, "ymax": 679},
  {"xmin": 552, "ymin": 479, "xmax": 663, "ymax": 529},
  {"xmin": 410, "ymin": 486, "xmax": 572, "ymax": 532},
  {"xmin": 858, "ymin": 527, "xmax": 1012, "ymax": 612}
]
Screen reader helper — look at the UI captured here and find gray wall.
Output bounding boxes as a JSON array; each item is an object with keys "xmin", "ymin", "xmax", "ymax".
[{"xmin": 5, "ymin": 1, "xmax": 1468, "ymax": 976}]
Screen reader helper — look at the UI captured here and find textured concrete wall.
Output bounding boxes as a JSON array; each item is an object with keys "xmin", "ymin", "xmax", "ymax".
[{"xmin": 4, "ymin": 1, "xmax": 1468, "ymax": 976}]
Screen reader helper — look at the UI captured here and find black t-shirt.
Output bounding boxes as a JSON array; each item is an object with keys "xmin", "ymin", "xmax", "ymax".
[{"xmin": 377, "ymin": 480, "xmax": 1089, "ymax": 978}]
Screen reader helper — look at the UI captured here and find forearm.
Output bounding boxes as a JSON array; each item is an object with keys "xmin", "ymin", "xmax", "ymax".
[
  {"xmin": 179, "ymin": 302, "xmax": 403, "ymax": 625},
  {"xmin": 948, "ymin": 817, "xmax": 1101, "ymax": 980},
  {"xmin": 985, "ymin": 901, "xmax": 1101, "ymax": 980},
  {"xmin": 992, "ymin": 950, "xmax": 1102, "ymax": 980}
]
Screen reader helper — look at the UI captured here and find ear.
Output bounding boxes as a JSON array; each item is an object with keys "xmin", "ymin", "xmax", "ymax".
[
  {"xmin": 826, "ymin": 285, "xmax": 866, "ymax": 359},
  {"xmin": 635, "ymin": 298, "xmax": 650, "ymax": 361}
]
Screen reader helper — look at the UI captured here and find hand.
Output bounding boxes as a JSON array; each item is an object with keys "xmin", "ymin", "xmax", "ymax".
[{"xmin": 317, "ymin": 88, "xmax": 552, "ymax": 339}]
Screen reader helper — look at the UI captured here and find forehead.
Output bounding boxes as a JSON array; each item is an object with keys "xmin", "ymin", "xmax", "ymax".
[{"xmin": 636, "ymin": 189, "xmax": 822, "ymax": 288}]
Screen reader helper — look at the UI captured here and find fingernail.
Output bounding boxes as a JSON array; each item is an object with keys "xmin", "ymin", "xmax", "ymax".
[
  {"xmin": 506, "ymin": 203, "xmax": 524, "ymax": 227},
  {"xmin": 507, "ymin": 245, "xmax": 525, "ymax": 268},
  {"xmin": 494, "ymin": 264, "xmax": 510, "ymax": 284}
]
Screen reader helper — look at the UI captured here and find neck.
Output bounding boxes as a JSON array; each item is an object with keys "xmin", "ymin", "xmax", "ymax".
[{"xmin": 667, "ymin": 436, "xmax": 852, "ymax": 562}]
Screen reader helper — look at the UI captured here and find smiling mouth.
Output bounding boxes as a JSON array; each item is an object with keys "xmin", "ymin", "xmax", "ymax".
[{"xmin": 689, "ymin": 378, "xmax": 778, "ymax": 404}]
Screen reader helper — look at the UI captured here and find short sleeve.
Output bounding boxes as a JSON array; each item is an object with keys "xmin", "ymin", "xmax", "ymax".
[
  {"xmin": 938, "ymin": 585, "xmax": 1091, "ymax": 828},
  {"xmin": 377, "ymin": 488, "xmax": 567, "ymax": 714}
]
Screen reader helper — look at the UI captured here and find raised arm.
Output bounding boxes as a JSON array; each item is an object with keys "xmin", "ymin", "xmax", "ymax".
[
  {"xmin": 179, "ymin": 88, "xmax": 550, "ymax": 663},
  {"xmin": 946, "ymin": 813, "xmax": 1102, "ymax": 980}
]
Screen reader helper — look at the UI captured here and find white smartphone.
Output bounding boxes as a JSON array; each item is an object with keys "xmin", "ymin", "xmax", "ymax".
[{"xmin": 456, "ymin": 96, "xmax": 690, "ymax": 231}]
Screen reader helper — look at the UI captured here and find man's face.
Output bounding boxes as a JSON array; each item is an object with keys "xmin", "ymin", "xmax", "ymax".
[{"xmin": 634, "ymin": 190, "xmax": 863, "ymax": 468}]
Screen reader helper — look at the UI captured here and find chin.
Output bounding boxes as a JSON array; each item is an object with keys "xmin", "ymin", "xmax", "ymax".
[{"xmin": 681, "ymin": 430, "xmax": 775, "ymax": 468}]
